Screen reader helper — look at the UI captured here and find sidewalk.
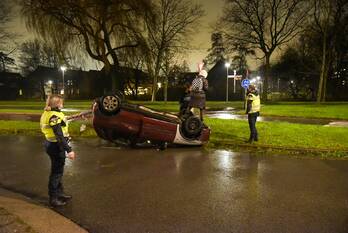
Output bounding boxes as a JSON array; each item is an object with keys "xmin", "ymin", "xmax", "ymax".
[{"xmin": 0, "ymin": 188, "xmax": 88, "ymax": 233}]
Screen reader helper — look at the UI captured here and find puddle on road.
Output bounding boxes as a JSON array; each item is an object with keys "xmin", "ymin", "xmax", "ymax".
[{"xmin": 205, "ymin": 110, "xmax": 339, "ymax": 126}]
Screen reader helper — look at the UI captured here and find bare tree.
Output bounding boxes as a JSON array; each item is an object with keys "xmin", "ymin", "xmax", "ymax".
[
  {"xmin": 220, "ymin": 0, "xmax": 308, "ymax": 100},
  {"xmin": 311, "ymin": 0, "xmax": 348, "ymax": 102},
  {"xmin": 19, "ymin": 38, "xmax": 84, "ymax": 75},
  {"xmin": 0, "ymin": 0, "xmax": 17, "ymax": 72},
  {"xmin": 20, "ymin": 0, "xmax": 155, "ymax": 91},
  {"xmin": 118, "ymin": 47, "xmax": 148, "ymax": 98},
  {"xmin": 20, "ymin": 39, "xmax": 60, "ymax": 74},
  {"xmin": 144, "ymin": 0, "xmax": 204, "ymax": 101}
]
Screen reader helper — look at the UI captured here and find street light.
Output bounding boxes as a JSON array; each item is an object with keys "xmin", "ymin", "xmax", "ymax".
[
  {"xmin": 233, "ymin": 69, "xmax": 236, "ymax": 94},
  {"xmin": 60, "ymin": 66, "xmax": 66, "ymax": 95},
  {"xmin": 225, "ymin": 62, "xmax": 230, "ymax": 102}
]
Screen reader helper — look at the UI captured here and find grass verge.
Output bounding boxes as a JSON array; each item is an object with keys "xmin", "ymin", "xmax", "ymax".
[
  {"xmin": 1, "ymin": 100, "xmax": 348, "ymax": 120},
  {"xmin": 0, "ymin": 119, "xmax": 347, "ymax": 158},
  {"xmin": 205, "ymin": 118, "xmax": 348, "ymax": 157}
]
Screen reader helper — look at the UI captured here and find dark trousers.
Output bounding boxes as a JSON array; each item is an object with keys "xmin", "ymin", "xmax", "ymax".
[
  {"xmin": 44, "ymin": 141, "xmax": 66, "ymax": 197},
  {"xmin": 248, "ymin": 112, "xmax": 259, "ymax": 141}
]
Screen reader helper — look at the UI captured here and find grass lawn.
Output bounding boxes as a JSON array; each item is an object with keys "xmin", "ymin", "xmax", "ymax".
[
  {"xmin": 1, "ymin": 118, "xmax": 347, "ymax": 157},
  {"xmin": 1, "ymin": 100, "xmax": 348, "ymax": 120},
  {"xmin": 0, "ymin": 120, "xmax": 96, "ymax": 137},
  {"xmin": 205, "ymin": 118, "xmax": 348, "ymax": 156},
  {"xmin": 244, "ymin": 102, "xmax": 348, "ymax": 120}
]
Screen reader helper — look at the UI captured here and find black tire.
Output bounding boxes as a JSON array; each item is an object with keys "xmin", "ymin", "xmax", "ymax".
[
  {"xmin": 182, "ymin": 116, "xmax": 203, "ymax": 138},
  {"xmin": 100, "ymin": 95, "xmax": 121, "ymax": 115}
]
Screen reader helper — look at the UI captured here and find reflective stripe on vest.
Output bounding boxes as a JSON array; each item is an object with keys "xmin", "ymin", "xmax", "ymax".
[
  {"xmin": 247, "ymin": 93, "xmax": 261, "ymax": 113},
  {"xmin": 40, "ymin": 110, "xmax": 69, "ymax": 142}
]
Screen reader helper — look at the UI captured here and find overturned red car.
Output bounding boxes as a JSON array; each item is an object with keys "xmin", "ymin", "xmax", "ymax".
[{"xmin": 92, "ymin": 93, "xmax": 210, "ymax": 149}]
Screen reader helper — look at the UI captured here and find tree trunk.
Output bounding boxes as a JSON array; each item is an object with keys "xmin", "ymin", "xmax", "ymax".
[
  {"xmin": 317, "ymin": 32, "xmax": 328, "ymax": 103},
  {"xmin": 151, "ymin": 75, "xmax": 158, "ymax": 102},
  {"xmin": 151, "ymin": 48, "xmax": 165, "ymax": 102},
  {"xmin": 164, "ymin": 77, "xmax": 168, "ymax": 102},
  {"xmin": 135, "ymin": 72, "xmax": 139, "ymax": 100},
  {"xmin": 262, "ymin": 54, "xmax": 271, "ymax": 100},
  {"xmin": 40, "ymin": 80, "xmax": 46, "ymax": 101}
]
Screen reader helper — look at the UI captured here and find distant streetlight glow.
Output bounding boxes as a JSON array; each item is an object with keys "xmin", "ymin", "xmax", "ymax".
[
  {"xmin": 257, "ymin": 76, "xmax": 261, "ymax": 80},
  {"xmin": 48, "ymin": 80, "xmax": 53, "ymax": 85},
  {"xmin": 157, "ymin": 82, "xmax": 162, "ymax": 88},
  {"xmin": 60, "ymin": 66, "xmax": 67, "ymax": 95}
]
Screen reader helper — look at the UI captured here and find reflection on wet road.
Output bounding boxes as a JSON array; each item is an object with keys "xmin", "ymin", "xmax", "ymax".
[
  {"xmin": 205, "ymin": 110, "xmax": 336, "ymax": 125},
  {"xmin": 1, "ymin": 136, "xmax": 348, "ymax": 233}
]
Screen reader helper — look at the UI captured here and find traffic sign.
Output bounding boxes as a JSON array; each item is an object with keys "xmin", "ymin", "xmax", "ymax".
[{"xmin": 241, "ymin": 79, "xmax": 250, "ymax": 89}]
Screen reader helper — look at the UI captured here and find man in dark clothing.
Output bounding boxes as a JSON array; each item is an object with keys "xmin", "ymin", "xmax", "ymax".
[
  {"xmin": 246, "ymin": 85, "xmax": 261, "ymax": 143},
  {"xmin": 179, "ymin": 82, "xmax": 192, "ymax": 116}
]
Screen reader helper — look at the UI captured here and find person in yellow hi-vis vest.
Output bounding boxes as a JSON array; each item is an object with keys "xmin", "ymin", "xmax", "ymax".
[
  {"xmin": 40, "ymin": 95, "xmax": 76, "ymax": 207},
  {"xmin": 246, "ymin": 85, "xmax": 261, "ymax": 143}
]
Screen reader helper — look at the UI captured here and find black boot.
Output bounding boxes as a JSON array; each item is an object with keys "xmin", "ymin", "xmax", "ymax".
[
  {"xmin": 246, "ymin": 136, "xmax": 254, "ymax": 143},
  {"xmin": 49, "ymin": 196, "xmax": 66, "ymax": 207},
  {"xmin": 58, "ymin": 193, "xmax": 72, "ymax": 201}
]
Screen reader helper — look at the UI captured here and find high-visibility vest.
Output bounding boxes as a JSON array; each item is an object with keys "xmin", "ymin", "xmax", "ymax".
[
  {"xmin": 247, "ymin": 93, "xmax": 261, "ymax": 113},
  {"xmin": 40, "ymin": 110, "xmax": 69, "ymax": 142}
]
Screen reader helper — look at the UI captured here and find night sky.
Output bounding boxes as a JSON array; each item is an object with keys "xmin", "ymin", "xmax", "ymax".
[{"xmin": 8, "ymin": 0, "xmax": 256, "ymax": 72}]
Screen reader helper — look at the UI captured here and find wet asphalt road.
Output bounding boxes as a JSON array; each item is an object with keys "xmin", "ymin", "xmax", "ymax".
[{"xmin": 1, "ymin": 136, "xmax": 348, "ymax": 233}]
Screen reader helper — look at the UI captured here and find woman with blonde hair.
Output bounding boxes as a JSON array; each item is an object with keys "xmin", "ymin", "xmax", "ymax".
[{"xmin": 40, "ymin": 95, "xmax": 75, "ymax": 207}]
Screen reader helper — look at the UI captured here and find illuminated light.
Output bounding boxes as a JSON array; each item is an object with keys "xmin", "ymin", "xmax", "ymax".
[
  {"xmin": 225, "ymin": 62, "xmax": 230, "ymax": 68},
  {"xmin": 216, "ymin": 150, "xmax": 236, "ymax": 170}
]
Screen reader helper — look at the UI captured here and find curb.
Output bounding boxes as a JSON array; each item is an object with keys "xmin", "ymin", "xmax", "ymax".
[{"xmin": 0, "ymin": 188, "xmax": 88, "ymax": 233}]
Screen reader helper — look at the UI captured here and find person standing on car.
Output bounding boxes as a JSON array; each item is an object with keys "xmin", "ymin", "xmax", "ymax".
[
  {"xmin": 40, "ymin": 95, "xmax": 75, "ymax": 207},
  {"xmin": 189, "ymin": 69, "xmax": 209, "ymax": 121},
  {"xmin": 246, "ymin": 84, "xmax": 261, "ymax": 143}
]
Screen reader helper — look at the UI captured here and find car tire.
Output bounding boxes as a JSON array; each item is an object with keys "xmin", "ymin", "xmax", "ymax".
[
  {"xmin": 100, "ymin": 94, "xmax": 121, "ymax": 115},
  {"xmin": 182, "ymin": 116, "xmax": 203, "ymax": 138}
]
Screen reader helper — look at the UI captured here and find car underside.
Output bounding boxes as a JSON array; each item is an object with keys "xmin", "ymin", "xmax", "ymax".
[{"xmin": 92, "ymin": 94, "xmax": 211, "ymax": 149}]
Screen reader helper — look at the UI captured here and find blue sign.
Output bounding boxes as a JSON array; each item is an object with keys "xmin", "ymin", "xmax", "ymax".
[{"xmin": 241, "ymin": 79, "xmax": 250, "ymax": 89}]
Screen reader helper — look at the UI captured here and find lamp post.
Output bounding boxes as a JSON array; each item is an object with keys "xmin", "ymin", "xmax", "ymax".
[
  {"xmin": 60, "ymin": 66, "xmax": 66, "ymax": 95},
  {"xmin": 225, "ymin": 62, "xmax": 230, "ymax": 102},
  {"xmin": 233, "ymin": 69, "xmax": 236, "ymax": 93}
]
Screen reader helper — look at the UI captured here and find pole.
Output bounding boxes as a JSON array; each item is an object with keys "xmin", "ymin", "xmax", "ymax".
[
  {"xmin": 233, "ymin": 70, "xmax": 236, "ymax": 93},
  {"xmin": 226, "ymin": 67, "xmax": 229, "ymax": 102},
  {"xmin": 62, "ymin": 70, "xmax": 65, "ymax": 96}
]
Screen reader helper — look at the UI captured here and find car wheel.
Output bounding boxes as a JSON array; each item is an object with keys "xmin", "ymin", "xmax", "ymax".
[
  {"xmin": 182, "ymin": 116, "xmax": 203, "ymax": 138},
  {"xmin": 100, "ymin": 95, "xmax": 121, "ymax": 114}
]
